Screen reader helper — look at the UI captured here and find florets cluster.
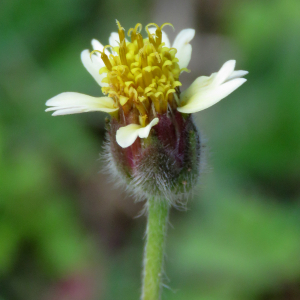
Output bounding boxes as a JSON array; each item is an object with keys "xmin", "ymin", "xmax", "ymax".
[{"xmin": 99, "ymin": 22, "xmax": 183, "ymax": 127}]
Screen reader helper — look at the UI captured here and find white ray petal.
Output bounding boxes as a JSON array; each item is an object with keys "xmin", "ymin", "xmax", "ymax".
[
  {"xmin": 181, "ymin": 65, "xmax": 248, "ymax": 104},
  {"xmin": 45, "ymin": 93, "xmax": 115, "ymax": 108},
  {"xmin": 161, "ymin": 30, "xmax": 171, "ymax": 48},
  {"xmin": 91, "ymin": 39, "xmax": 104, "ymax": 51},
  {"xmin": 148, "ymin": 27, "xmax": 156, "ymax": 35},
  {"xmin": 177, "ymin": 78, "xmax": 247, "ymax": 114},
  {"xmin": 116, "ymin": 124, "xmax": 142, "ymax": 148},
  {"xmin": 172, "ymin": 29, "xmax": 195, "ymax": 69},
  {"xmin": 227, "ymin": 70, "xmax": 249, "ymax": 81},
  {"xmin": 148, "ymin": 28, "xmax": 171, "ymax": 48},
  {"xmin": 109, "ymin": 32, "xmax": 129, "ymax": 54},
  {"xmin": 137, "ymin": 118, "xmax": 159, "ymax": 138},
  {"xmin": 51, "ymin": 108, "xmax": 93, "ymax": 116},
  {"xmin": 109, "ymin": 32, "xmax": 120, "ymax": 48},
  {"xmin": 116, "ymin": 118, "xmax": 159, "ymax": 148},
  {"xmin": 81, "ymin": 50, "xmax": 108, "ymax": 87},
  {"xmin": 212, "ymin": 60, "xmax": 236, "ymax": 86},
  {"xmin": 45, "ymin": 92, "xmax": 118, "ymax": 116},
  {"xmin": 180, "ymin": 75, "xmax": 215, "ymax": 103},
  {"xmin": 91, "ymin": 39, "xmax": 110, "ymax": 56}
]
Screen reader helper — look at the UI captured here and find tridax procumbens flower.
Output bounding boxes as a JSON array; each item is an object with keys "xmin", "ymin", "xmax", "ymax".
[{"xmin": 46, "ymin": 21, "xmax": 247, "ymax": 202}]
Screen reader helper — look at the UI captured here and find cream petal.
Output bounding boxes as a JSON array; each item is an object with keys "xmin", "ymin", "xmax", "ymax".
[
  {"xmin": 108, "ymin": 32, "xmax": 129, "ymax": 54},
  {"xmin": 116, "ymin": 124, "xmax": 142, "ymax": 148},
  {"xmin": 172, "ymin": 29, "xmax": 195, "ymax": 69},
  {"xmin": 181, "ymin": 65, "xmax": 248, "ymax": 104},
  {"xmin": 91, "ymin": 39, "xmax": 110, "ymax": 56},
  {"xmin": 46, "ymin": 92, "xmax": 115, "ymax": 108},
  {"xmin": 161, "ymin": 30, "xmax": 171, "ymax": 48},
  {"xmin": 227, "ymin": 70, "xmax": 249, "ymax": 81},
  {"xmin": 45, "ymin": 92, "xmax": 118, "ymax": 116},
  {"xmin": 50, "ymin": 108, "xmax": 92, "ymax": 116},
  {"xmin": 212, "ymin": 60, "xmax": 236, "ymax": 86},
  {"xmin": 137, "ymin": 118, "xmax": 159, "ymax": 138},
  {"xmin": 177, "ymin": 78, "xmax": 247, "ymax": 114},
  {"xmin": 180, "ymin": 75, "xmax": 215, "ymax": 103},
  {"xmin": 109, "ymin": 32, "xmax": 120, "ymax": 48},
  {"xmin": 81, "ymin": 50, "xmax": 108, "ymax": 87},
  {"xmin": 148, "ymin": 28, "xmax": 171, "ymax": 48},
  {"xmin": 91, "ymin": 39, "xmax": 104, "ymax": 51},
  {"xmin": 148, "ymin": 27, "xmax": 155, "ymax": 35},
  {"xmin": 116, "ymin": 118, "xmax": 159, "ymax": 148}
]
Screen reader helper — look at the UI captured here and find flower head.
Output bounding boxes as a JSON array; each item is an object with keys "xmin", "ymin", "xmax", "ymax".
[{"xmin": 46, "ymin": 21, "xmax": 247, "ymax": 202}]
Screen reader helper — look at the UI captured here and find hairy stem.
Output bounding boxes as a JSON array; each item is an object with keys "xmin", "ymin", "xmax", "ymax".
[{"xmin": 141, "ymin": 197, "xmax": 170, "ymax": 300}]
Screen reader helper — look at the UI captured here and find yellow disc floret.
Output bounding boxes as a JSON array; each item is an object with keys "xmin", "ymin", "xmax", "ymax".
[{"xmin": 93, "ymin": 21, "xmax": 183, "ymax": 127}]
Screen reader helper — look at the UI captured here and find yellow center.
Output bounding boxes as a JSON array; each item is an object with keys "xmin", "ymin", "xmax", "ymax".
[{"xmin": 94, "ymin": 21, "xmax": 185, "ymax": 127}]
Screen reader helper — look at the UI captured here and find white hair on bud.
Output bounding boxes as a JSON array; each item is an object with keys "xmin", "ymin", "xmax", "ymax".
[{"xmin": 101, "ymin": 128, "xmax": 207, "ymax": 209}]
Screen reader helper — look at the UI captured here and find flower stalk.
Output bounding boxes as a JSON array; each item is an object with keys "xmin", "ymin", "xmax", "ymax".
[{"xmin": 142, "ymin": 198, "xmax": 169, "ymax": 300}]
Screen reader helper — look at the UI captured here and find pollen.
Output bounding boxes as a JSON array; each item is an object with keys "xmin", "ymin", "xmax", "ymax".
[{"xmin": 94, "ymin": 22, "xmax": 184, "ymax": 127}]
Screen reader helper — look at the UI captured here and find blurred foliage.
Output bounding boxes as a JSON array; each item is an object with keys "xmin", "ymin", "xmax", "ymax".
[
  {"xmin": 1, "ymin": 0, "xmax": 300, "ymax": 299},
  {"xmin": 206, "ymin": 0, "xmax": 300, "ymax": 193}
]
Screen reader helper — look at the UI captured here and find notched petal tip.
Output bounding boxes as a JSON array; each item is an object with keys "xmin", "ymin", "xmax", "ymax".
[
  {"xmin": 213, "ymin": 59, "xmax": 237, "ymax": 86},
  {"xmin": 138, "ymin": 118, "xmax": 159, "ymax": 139},
  {"xmin": 116, "ymin": 118, "xmax": 159, "ymax": 148}
]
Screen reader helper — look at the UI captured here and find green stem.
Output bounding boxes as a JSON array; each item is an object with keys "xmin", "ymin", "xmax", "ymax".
[{"xmin": 141, "ymin": 197, "xmax": 170, "ymax": 300}]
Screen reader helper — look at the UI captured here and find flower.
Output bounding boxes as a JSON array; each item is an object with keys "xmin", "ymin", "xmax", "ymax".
[
  {"xmin": 45, "ymin": 21, "xmax": 247, "ymax": 202},
  {"xmin": 46, "ymin": 22, "xmax": 247, "ymax": 148}
]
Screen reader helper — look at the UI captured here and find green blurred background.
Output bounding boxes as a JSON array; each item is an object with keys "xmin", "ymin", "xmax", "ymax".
[{"xmin": 1, "ymin": 0, "xmax": 300, "ymax": 299}]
